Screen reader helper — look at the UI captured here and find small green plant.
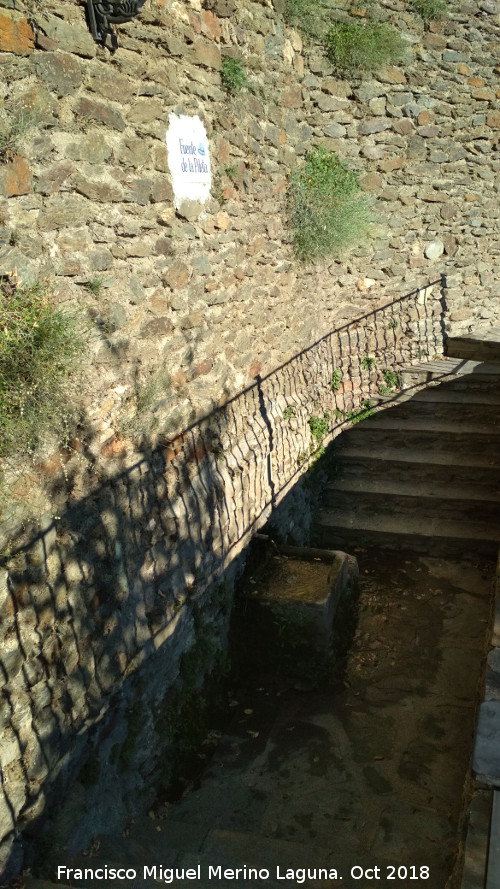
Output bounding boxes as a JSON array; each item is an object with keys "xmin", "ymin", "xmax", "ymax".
[
  {"xmin": 384, "ymin": 369, "xmax": 402, "ymax": 389},
  {"xmin": 379, "ymin": 369, "xmax": 402, "ymax": 394},
  {"xmin": 86, "ymin": 277, "xmax": 104, "ymax": 296},
  {"xmin": 0, "ymin": 279, "xmax": 83, "ymax": 457},
  {"xmin": 220, "ymin": 163, "xmax": 238, "ymax": 180},
  {"xmin": 284, "ymin": 0, "xmax": 333, "ymax": 40},
  {"xmin": 324, "ymin": 21, "xmax": 408, "ymax": 76},
  {"xmin": 119, "ymin": 369, "xmax": 171, "ymax": 440},
  {"xmin": 287, "ymin": 146, "xmax": 373, "ymax": 262},
  {"xmin": 308, "ymin": 413, "xmax": 329, "ymax": 444},
  {"xmin": 0, "ymin": 109, "xmax": 36, "ymax": 163},
  {"xmin": 361, "ymin": 356, "xmax": 376, "ymax": 372},
  {"xmin": 387, "ymin": 317, "xmax": 398, "ymax": 330},
  {"xmin": 410, "ymin": 0, "xmax": 448, "ymax": 22},
  {"xmin": 345, "ymin": 399, "xmax": 374, "ymax": 424},
  {"xmin": 330, "ymin": 368, "xmax": 342, "ymax": 391},
  {"xmin": 221, "ymin": 57, "xmax": 246, "ymax": 93},
  {"xmin": 283, "ymin": 406, "xmax": 297, "ymax": 420}
]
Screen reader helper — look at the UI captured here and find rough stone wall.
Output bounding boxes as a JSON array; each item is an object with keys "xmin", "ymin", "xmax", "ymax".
[
  {"xmin": 0, "ymin": 0, "xmax": 498, "ymax": 535},
  {"xmin": 0, "ymin": 0, "xmax": 499, "ymax": 875},
  {"xmin": 0, "ymin": 283, "xmax": 445, "ymax": 876},
  {"xmin": 0, "ymin": 0, "xmax": 498, "ymax": 478}
]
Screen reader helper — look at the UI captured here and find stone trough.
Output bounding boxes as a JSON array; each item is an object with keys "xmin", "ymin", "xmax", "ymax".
[{"xmin": 240, "ymin": 540, "xmax": 357, "ymax": 655}]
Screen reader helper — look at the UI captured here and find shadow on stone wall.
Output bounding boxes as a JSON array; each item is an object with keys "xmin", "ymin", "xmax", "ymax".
[{"xmin": 0, "ymin": 277, "xmax": 446, "ymax": 879}]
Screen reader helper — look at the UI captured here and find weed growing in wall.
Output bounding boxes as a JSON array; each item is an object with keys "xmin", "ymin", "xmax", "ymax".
[
  {"xmin": 85, "ymin": 277, "xmax": 104, "ymax": 297},
  {"xmin": 379, "ymin": 369, "xmax": 402, "ymax": 395},
  {"xmin": 287, "ymin": 146, "xmax": 373, "ymax": 261},
  {"xmin": 119, "ymin": 369, "xmax": 171, "ymax": 441},
  {"xmin": 361, "ymin": 356, "xmax": 376, "ymax": 372},
  {"xmin": 221, "ymin": 57, "xmax": 246, "ymax": 93},
  {"xmin": 0, "ymin": 279, "xmax": 83, "ymax": 457},
  {"xmin": 308, "ymin": 414, "xmax": 329, "ymax": 444},
  {"xmin": 283, "ymin": 0, "xmax": 334, "ymax": 40},
  {"xmin": 0, "ymin": 109, "xmax": 36, "ymax": 163},
  {"xmin": 324, "ymin": 21, "xmax": 408, "ymax": 77},
  {"xmin": 345, "ymin": 399, "xmax": 374, "ymax": 424},
  {"xmin": 330, "ymin": 369, "xmax": 342, "ymax": 391},
  {"xmin": 410, "ymin": 0, "xmax": 448, "ymax": 21}
]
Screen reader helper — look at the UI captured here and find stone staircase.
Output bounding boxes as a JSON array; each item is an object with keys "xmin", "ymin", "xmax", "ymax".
[{"xmin": 315, "ymin": 335, "xmax": 500, "ymax": 560}]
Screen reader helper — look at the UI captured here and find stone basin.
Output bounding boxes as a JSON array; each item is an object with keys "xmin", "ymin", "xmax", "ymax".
[{"xmin": 243, "ymin": 543, "xmax": 357, "ymax": 652}]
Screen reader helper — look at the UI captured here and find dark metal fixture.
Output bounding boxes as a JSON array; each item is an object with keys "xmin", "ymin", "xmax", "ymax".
[{"xmin": 86, "ymin": 0, "xmax": 147, "ymax": 47}]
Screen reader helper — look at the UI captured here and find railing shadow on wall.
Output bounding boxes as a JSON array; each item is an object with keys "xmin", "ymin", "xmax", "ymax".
[{"xmin": 0, "ymin": 275, "xmax": 446, "ymax": 878}]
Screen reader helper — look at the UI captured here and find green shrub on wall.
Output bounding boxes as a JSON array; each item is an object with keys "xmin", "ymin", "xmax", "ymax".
[
  {"xmin": 221, "ymin": 57, "xmax": 246, "ymax": 93},
  {"xmin": 286, "ymin": 146, "xmax": 373, "ymax": 261},
  {"xmin": 284, "ymin": 0, "xmax": 334, "ymax": 40},
  {"xmin": 0, "ymin": 279, "xmax": 83, "ymax": 457},
  {"xmin": 410, "ymin": 0, "xmax": 448, "ymax": 21},
  {"xmin": 324, "ymin": 20, "xmax": 408, "ymax": 76}
]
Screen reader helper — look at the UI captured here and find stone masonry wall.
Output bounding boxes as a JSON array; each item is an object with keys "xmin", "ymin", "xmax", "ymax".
[
  {"xmin": 0, "ymin": 0, "xmax": 498, "ymax": 525},
  {"xmin": 0, "ymin": 0, "xmax": 498, "ymax": 876},
  {"xmin": 0, "ymin": 283, "xmax": 445, "ymax": 877}
]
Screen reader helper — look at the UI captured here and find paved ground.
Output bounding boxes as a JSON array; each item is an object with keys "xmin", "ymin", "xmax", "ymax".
[
  {"xmin": 32, "ymin": 549, "xmax": 493, "ymax": 889},
  {"xmin": 143, "ymin": 549, "xmax": 493, "ymax": 889}
]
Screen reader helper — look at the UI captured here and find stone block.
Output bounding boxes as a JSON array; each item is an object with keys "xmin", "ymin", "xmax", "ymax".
[
  {"xmin": 315, "ymin": 93, "xmax": 348, "ymax": 113},
  {"xmin": 0, "ymin": 155, "xmax": 30, "ymax": 197},
  {"xmin": 35, "ymin": 161, "xmax": 74, "ymax": 196},
  {"xmin": 200, "ymin": 10, "xmax": 221, "ymax": 40},
  {"xmin": 378, "ymin": 156, "xmax": 404, "ymax": 172},
  {"xmin": 244, "ymin": 546, "xmax": 352, "ymax": 654},
  {"xmin": 128, "ymin": 98, "xmax": 165, "ymax": 125},
  {"xmin": 378, "ymin": 65, "xmax": 406, "ymax": 84},
  {"xmin": 151, "ymin": 179, "xmax": 174, "ymax": 203},
  {"xmin": 358, "ymin": 118, "xmax": 390, "ymax": 135},
  {"xmin": 0, "ymin": 11, "xmax": 33, "ymax": 54},
  {"xmin": 40, "ymin": 15, "xmax": 95, "ymax": 58},
  {"xmin": 66, "ymin": 132, "xmax": 113, "ymax": 164},
  {"xmin": 487, "ymin": 112, "xmax": 500, "ymax": 128},
  {"xmin": 73, "ymin": 174, "xmax": 124, "ymax": 203},
  {"xmin": 87, "ymin": 66, "xmax": 136, "ymax": 103},
  {"xmin": 34, "ymin": 52, "xmax": 83, "ymax": 97},
  {"xmin": 141, "ymin": 316, "xmax": 172, "ymax": 338},
  {"xmin": 194, "ymin": 40, "xmax": 221, "ymax": 69},
  {"xmin": 281, "ymin": 86, "xmax": 302, "ymax": 108},
  {"xmin": 74, "ymin": 97, "xmax": 126, "ymax": 132},
  {"xmin": 125, "ymin": 178, "xmax": 152, "ymax": 206}
]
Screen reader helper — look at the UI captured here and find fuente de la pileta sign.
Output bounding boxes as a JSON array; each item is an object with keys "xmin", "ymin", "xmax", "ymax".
[{"xmin": 165, "ymin": 114, "xmax": 212, "ymax": 208}]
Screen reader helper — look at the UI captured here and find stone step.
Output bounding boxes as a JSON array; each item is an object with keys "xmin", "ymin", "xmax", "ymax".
[
  {"xmin": 375, "ymin": 391, "xmax": 500, "ymax": 417},
  {"xmin": 338, "ymin": 428, "xmax": 499, "ymax": 461},
  {"xmin": 320, "ymin": 490, "xmax": 500, "ymax": 533},
  {"xmin": 315, "ymin": 508, "xmax": 500, "ymax": 558},
  {"xmin": 344, "ymin": 413, "xmax": 500, "ymax": 435},
  {"xmin": 404, "ymin": 386, "xmax": 500, "ymax": 405},
  {"xmin": 334, "ymin": 442, "xmax": 500, "ymax": 471},
  {"xmin": 446, "ymin": 329, "xmax": 500, "ymax": 363},
  {"xmin": 398, "ymin": 358, "xmax": 500, "ymax": 377},
  {"xmin": 325, "ymin": 476, "xmax": 500, "ymax": 509},
  {"xmin": 373, "ymin": 396, "xmax": 500, "ymax": 426},
  {"xmin": 332, "ymin": 451, "xmax": 500, "ymax": 489}
]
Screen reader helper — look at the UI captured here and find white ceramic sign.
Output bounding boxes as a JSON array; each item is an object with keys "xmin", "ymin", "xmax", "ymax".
[{"xmin": 165, "ymin": 113, "xmax": 212, "ymax": 208}]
